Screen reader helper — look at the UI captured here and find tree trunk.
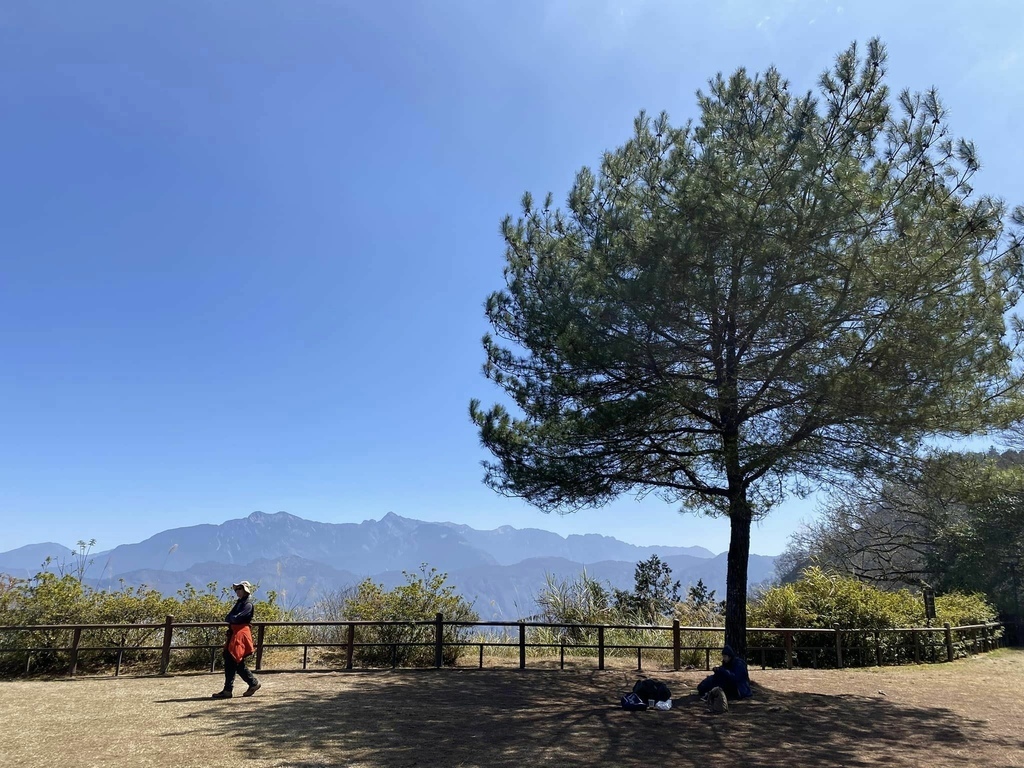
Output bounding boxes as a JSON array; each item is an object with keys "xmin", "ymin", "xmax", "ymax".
[{"xmin": 725, "ymin": 493, "xmax": 752, "ymax": 658}]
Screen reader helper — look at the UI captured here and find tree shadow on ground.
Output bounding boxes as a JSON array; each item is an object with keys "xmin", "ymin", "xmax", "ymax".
[{"xmin": 165, "ymin": 669, "xmax": 1021, "ymax": 768}]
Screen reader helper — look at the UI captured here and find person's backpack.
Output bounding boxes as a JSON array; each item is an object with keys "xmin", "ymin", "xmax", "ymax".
[
  {"xmin": 707, "ymin": 686, "xmax": 729, "ymax": 714},
  {"xmin": 620, "ymin": 692, "xmax": 648, "ymax": 711},
  {"xmin": 632, "ymin": 678, "xmax": 672, "ymax": 702}
]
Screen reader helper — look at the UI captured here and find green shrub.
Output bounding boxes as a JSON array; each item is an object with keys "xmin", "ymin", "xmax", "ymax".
[
  {"xmin": 0, "ymin": 572, "xmax": 95, "ymax": 674},
  {"xmin": 751, "ymin": 567, "xmax": 997, "ymax": 631},
  {"xmin": 533, "ymin": 571, "xmax": 615, "ymax": 644},
  {"xmin": 342, "ymin": 565, "xmax": 478, "ymax": 667},
  {"xmin": 0, "ymin": 573, "xmax": 302, "ymax": 676},
  {"xmin": 747, "ymin": 567, "xmax": 1001, "ymax": 667}
]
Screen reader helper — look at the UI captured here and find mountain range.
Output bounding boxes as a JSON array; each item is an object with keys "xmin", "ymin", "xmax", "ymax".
[{"xmin": 0, "ymin": 511, "xmax": 778, "ymax": 619}]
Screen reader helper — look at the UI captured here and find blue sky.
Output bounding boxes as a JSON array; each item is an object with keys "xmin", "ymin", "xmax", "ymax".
[{"xmin": 1, "ymin": 0, "xmax": 1022, "ymax": 556}]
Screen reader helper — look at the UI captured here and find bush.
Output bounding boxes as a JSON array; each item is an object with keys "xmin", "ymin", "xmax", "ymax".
[
  {"xmin": 0, "ymin": 572, "xmax": 302, "ymax": 676},
  {"xmin": 88, "ymin": 583, "xmax": 177, "ymax": 668},
  {"xmin": 0, "ymin": 572, "xmax": 96, "ymax": 674},
  {"xmin": 342, "ymin": 565, "xmax": 478, "ymax": 667},
  {"xmin": 533, "ymin": 571, "xmax": 615, "ymax": 644},
  {"xmin": 750, "ymin": 567, "xmax": 997, "ymax": 630},
  {"xmin": 747, "ymin": 567, "xmax": 1001, "ymax": 667},
  {"xmin": 672, "ymin": 598, "xmax": 727, "ymax": 668}
]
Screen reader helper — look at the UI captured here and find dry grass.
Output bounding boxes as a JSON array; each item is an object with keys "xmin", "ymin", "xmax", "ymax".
[{"xmin": 2, "ymin": 650, "xmax": 1023, "ymax": 768}]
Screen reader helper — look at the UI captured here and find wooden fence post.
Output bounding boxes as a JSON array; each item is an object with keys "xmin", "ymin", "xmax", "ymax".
[
  {"xmin": 254, "ymin": 624, "xmax": 266, "ymax": 671},
  {"xmin": 68, "ymin": 626, "xmax": 83, "ymax": 678},
  {"xmin": 518, "ymin": 622, "xmax": 526, "ymax": 670},
  {"xmin": 784, "ymin": 631, "xmax": 794, "ymax": 670},
  {"xmin": 159, "ymin": 615, "xmax": 174, "ymax": 675},
  {"xmin": 672, "ymin": 620, "xmax": 681, "ymax": 671},
  {"xmin": 944, "ymin": 622, "xmax": 954, "ymax": 662},
  {"xmin": 435, "ymin": 613, "xmax": 444, "ymax": 668},
  {"xmin": 345, "ymin": 623, "xmax": 355, "ymax": 670},
  {"xmin": 598, "ymin": 626, "xmax": 605, "ymax": 671},
  {"xmin": 833, "ymin": 624, "xmax": 843, "ymax": 669}
]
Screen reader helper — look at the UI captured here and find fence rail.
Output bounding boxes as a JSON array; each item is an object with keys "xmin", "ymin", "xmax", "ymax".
[{"xmin": 0, "ymin": 616, "xmax": 1004, "ymax": 678}]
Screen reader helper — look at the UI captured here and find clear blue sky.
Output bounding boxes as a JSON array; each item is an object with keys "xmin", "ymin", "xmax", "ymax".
[{"xmin": 1, "ymin": 0, "xmax": 1022, "ymax": 556}]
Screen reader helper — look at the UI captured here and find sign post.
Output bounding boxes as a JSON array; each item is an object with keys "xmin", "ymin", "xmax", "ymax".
[{"xmin": 924, "ymin": 588, "xmax": 936, "ymax": 627}]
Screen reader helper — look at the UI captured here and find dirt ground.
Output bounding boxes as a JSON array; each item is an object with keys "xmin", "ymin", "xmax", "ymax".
[{"xmin": 2, "ymin": 650, "xmax": 1023, "ymax": 768}]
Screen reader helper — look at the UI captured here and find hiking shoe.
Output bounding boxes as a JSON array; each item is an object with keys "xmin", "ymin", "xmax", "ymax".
[
  {"xmin": 211, "ymin": 690, "xmax": 232, "ymax": 699},
  {"xmin": 242, "ymin": 682, "xmax": 261, "ymax": 697}
]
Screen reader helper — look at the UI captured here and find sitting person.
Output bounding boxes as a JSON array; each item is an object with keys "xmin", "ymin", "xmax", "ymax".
[{"xmin": 697, "ymin": 644, "xmax": 752, "ymax": 700}]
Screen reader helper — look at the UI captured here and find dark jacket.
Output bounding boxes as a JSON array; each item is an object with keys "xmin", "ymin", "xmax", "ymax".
[
  {"xmin": 226, "ymin": 597, "xmax": 254, "ymax": 625},
  {"xmin": 717, "ymin": 655, "xmax": 752, "ymax": 699}
]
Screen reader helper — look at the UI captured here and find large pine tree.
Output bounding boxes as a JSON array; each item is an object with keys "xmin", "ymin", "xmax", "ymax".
[{"xmin": 470, "ymin": 40, "xmax": 1023, "ymax": 654}]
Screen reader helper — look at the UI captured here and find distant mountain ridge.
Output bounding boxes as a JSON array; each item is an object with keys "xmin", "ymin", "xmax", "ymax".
[
  {"xmin": 0, "ymin": 511, "xmax": 776, "ymax": 619},
  {"xmin": 441, "ymin": 521, "xmax": 714, "ymax": 565},
  {"xmin": 0, "ymin": 542, "xmax": 76, "ymax": 578},
  {"xmin": 86, "ymin": 511, "xmax": 498, "ymax": 577}
]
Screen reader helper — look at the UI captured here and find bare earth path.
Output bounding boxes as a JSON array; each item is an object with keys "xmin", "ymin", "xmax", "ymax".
[{"xmin": 2, "ymin": 650, "xmax": 1023, "ymax": 768}]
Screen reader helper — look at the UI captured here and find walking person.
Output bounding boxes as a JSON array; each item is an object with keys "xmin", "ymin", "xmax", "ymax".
[{"xmin": 212, "ymin": 581, "xmax": 262, "ymax": 699}]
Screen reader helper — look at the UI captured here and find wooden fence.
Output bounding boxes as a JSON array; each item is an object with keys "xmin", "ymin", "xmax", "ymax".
[{"xmin": 0, "ymin": 616, "xmax": 1004, "ymax": 678}]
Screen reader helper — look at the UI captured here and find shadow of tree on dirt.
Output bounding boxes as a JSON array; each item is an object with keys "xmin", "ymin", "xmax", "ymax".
[{"xmin": 168, "ymin": 669, "xmax": 1019, "ymax": 768}]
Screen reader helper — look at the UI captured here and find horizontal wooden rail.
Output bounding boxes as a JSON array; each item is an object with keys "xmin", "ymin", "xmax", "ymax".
[
  {"xmin": 0, "ymin": 617, "xmax": 1004, "ymax": 678},
  {"xmin": 0, "ymin": 620, "xmax": 1002, "ymax": 633}
]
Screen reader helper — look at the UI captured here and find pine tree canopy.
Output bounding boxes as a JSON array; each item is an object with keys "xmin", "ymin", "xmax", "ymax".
[{"xmin": 470, "ymin": 39, "xmax": 1024, "ymax": 653}]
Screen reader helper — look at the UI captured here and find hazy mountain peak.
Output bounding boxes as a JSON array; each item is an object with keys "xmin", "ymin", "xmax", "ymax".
[
  {"xmin": 0, "ymin": 542, "xmax": 76, "ymax": 578},
  {"xmin": 246, "ymin": 510, "xmax": 299, "ymax": 523}
]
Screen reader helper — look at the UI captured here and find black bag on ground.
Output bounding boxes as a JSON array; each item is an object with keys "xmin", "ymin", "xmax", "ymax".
[
  {"xmin": 620, "ymin": 692, "xmax": 648, "ymax": 711},
  {"xmin": 632, "ymin": 678, "xmax": 672, "ymax": 702}
]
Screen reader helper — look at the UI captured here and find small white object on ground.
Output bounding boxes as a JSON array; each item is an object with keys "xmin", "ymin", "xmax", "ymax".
[{"xmin": 655, "ymin": 700, "xmax": 672, "ymax": 710}]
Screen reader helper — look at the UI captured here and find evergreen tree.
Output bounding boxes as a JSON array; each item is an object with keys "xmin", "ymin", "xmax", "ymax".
[
  {"xmin": 613, "ymin": 555, "xmax": 681, "ymax": 622},
  {"xmin": 471, "ymin": 39, "xmax": 1023, "ymax": 654},
  {"xmin": 687, "ymin": 579, "xmax": 717, "ymax": 610}
]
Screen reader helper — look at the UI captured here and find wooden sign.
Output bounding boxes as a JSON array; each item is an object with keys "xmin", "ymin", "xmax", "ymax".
[{"xmin": 924, "ymin": 588, "xmax": 936, "ymax": 620}]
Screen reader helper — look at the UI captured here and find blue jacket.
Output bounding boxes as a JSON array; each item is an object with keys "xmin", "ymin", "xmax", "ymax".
[
  {"xmin": 718, "ymin": 656, "xmax": 752, "ymax": 698},
  {"xmin": 225, "ymin": 598, "xmax": 254, "ymax": 625}
]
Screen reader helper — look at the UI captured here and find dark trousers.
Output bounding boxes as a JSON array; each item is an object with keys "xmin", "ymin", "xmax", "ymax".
[
  {"xmin": 223, "ymin": 649, "xmax": 258, "ymax": 692},
  {"xmin": 697, "ymin": 670, "xmax": 739, "ymax": 700}
]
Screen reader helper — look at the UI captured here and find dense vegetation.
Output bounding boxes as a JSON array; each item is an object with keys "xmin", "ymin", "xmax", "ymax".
[
  {"xmin": 0, "ymin": 547, "xmax": 1000, "ymax": 676},
  {"xmin": 0, "ymin": 570, "xmax": 299, "ymax": 675},
  {"xmin": 325, "ymin": 566, "xmax": 479, "ymax": 667},
  {"xmin": 532, "ymin": 563, "xmax": 998, "ymax": 667},
  {"xmin": 778, "ymin": 450, "xmax": 1024, "ymax": 618},
  {"xmin": 0, "ymin": 561, "xmax": 480, "ymax": 675}
]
